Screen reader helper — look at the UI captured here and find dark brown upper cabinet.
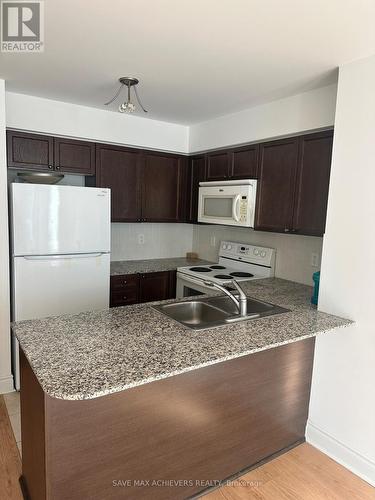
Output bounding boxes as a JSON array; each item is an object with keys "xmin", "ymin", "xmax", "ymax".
[
  {"xmin": 54, "ymin": 138, "xmax": 95, "ymax": 175},
  {"xmin": 7, "ymin": 131, "xmax": 95, "ymax": 175},
  {"xmin": 206, "ymin": 151, "xmax": 230, "ymax": 181},
  {"xmin": 187, "ymin": 155, "xmax": 206, "ymax": 223},
  {"xmin": 292, "ymin": 131, "xmax": 333, "ymax": 236},
  {"xmin": 205, "ymin": 145, "xmax": 259, "ymax": 182},
  {"xmin": 255, "ymin": 131, "xmax": 333, "ymax": 236},
  {"xmin": 142, "ymin": 153, "xmax": 186, "ymax": 222},
  {"xmin": 95, "ymin": 144, "xmax": 142, "ymax": 222},
  {"xmin": 255, "ymin": 138, "xmax": 299, "ymax": 233},
  {"xmin": 7, "ymin": 131, "xmax": 54, "ymax": 171},
  {"xmin": 230, "ymin": 145, "xmax": 259, "ymax": 179}
]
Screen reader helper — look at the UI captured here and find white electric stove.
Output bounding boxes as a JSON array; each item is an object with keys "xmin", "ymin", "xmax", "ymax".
[{"xmin": 176, "ymin": 241, "xmax": 276, "ymax": 298}]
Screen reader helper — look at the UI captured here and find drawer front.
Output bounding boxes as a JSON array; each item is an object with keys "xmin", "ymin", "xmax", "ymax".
[
  {"xmin": 110, "ymin": 288, "xmax": 138, "ymax": 307},
  {"xmin": 110, "ymin": 274, "xmax": 138, "ymax": 291}
]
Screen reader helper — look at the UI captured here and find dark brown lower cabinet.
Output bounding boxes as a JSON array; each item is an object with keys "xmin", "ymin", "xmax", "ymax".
[
  {"xmin": 110, "ymin": 271, "xmax": 176, "ymax": 307},
  {"xmin": 139, "ymin": 271, "xmax": 175, "ymax": 303},
  {"xmin": 110, "ymin": 274, "xmax": 139, "ymax": 307},
  {"xmin": 20, "ymin": 337, "xmax": 315, "ymax": 500}
]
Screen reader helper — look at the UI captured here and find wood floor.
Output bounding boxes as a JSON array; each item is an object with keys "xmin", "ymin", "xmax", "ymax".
[
  {"xmin": 0, "ymin": 396, "xmax": 23, "ymax": 499},
  {"xmin": 0, "ymin": 394, "xmax": 374, "ymax": 500},
  {"xmin": 204, "ymin": 443, "xmax": 375, "ymax": 500}
]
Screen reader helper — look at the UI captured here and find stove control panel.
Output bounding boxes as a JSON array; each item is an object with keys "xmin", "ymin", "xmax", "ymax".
[{"xmin": 219, "ymin": 241, "xmax": 275, "ymax": 267}]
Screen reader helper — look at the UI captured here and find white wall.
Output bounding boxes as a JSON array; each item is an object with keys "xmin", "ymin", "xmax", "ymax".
[
  {"xmin": 306, "ymin": 56, "xmax": 375, "ymax": 485},
  {"xmin": 189, "ymin": 84, "xmax": 337, "ymax": 152},
  {"xmin": 0, "ymin": 80, "xmax": 13, "ymax": 393},
  {"xmin": 193, "ymin": 225, "xmax": 322, "ymax": 286},
  {"xmin": 5, "ymin": 92, "xmax": 189, "ymax": 153},
  {"xmin": 111, "ymin": 223, "xmax": 193, "ymax": 261}
]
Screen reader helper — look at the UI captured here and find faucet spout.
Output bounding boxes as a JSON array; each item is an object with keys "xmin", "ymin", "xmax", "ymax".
[{"xmin": 203, "ymin": 279, "xmax": 247, "ymax": 317}]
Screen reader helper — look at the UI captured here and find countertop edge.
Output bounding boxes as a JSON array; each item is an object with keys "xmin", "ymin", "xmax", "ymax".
[{"xmin": 39, "ymin": 320, "xmax": 352, "ymax": 401}]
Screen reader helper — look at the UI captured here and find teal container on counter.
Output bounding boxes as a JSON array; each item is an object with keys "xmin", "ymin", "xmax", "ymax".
[{"xmin": 311, "ymin": 271, "xmax": 320, "ymax": 305}]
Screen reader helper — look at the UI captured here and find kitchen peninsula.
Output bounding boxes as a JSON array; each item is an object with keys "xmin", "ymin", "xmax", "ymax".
[{"xmin": 13, "ymin": 278, "xmax": 351, "ymax": 500}]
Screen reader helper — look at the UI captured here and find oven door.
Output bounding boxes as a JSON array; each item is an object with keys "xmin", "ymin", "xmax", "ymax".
[
  {"xmin": 197, "ymin": 181, "xmax": 256, "ymax": 227},
  {"xmin": 176, "ymin": 273, "xmax": 215, "ymax": 299}
]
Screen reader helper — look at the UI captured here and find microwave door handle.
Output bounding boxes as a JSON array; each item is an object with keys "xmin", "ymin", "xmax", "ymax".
[{"xmin": 232, "ymin": 195, "xmax": 241, "ymax": 222}]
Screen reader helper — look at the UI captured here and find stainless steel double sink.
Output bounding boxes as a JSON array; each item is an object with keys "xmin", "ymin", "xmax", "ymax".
[{"xmin": 152, "ymin": 295, "xmax": 289, "ymax": 331}]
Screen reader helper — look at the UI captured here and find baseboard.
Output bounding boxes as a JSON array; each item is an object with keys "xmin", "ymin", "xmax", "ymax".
[
  {"xmin": 306, "ymin": 421, "xmax": 375, "ymax": 487},
  {"xmin": 0, "ymin": 374, "xmax": 14, "ymax": 394}
]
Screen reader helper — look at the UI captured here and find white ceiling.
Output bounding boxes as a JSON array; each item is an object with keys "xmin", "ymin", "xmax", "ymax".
[{"xmin": 1, "ymin": 0, "xmax": 375, "ymax": 125}]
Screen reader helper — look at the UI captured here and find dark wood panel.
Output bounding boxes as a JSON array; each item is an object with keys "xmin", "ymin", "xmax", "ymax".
[
  {"xmin": 54, "ymin": 138, "xmax": 95, "ymax": 175},
  {"xmin": 138, "ymin": 271, "xmax": 172, "ymax": 303},
  {"xmin": 7, "ymin": 131, "xmax": 53, "ymax": 171},
  {"xmin": 20, "ymin": 338, "xmax": 315, "ymax": 500},
  {"xmin": 255, "ymin": 138, "xmax": 299, "ymax": 233},
  {"xmin": 169, "ymin": 270, "xmax": 177, "ymax": 299},
  {"xmin": 110, "ymin": 289, "xmax": 139, "ymax": 307},
  {"xmin": 96, "ymin": 144, "xmax": 142, "ymax": 222},
  {"xmin": 110, "ymin": 274, "xmax": 139, "ymax": 307},
  {"xmin": 187, "ymin": 156, "xmax": 206, "ymax": 223},
  {"xmin": 231, "ymin": 144, "xmax": 259, "ymax": 179},
  {"xmin": 110, "ymin": 274, "xmax": 139, "ymax": 291},
  {"xmin": 206, "ymin": 151, "xmax": 230, "ymax": 180},
  {"xmin": 20, "ymin": 350, "xmax": 46, "ymax": 500},
  {"xmin": 142, "ymin": 153, "xmax": 184, "ymax": 222},
  {"xmin": 293, "ymin": 131, "xmax": 333, "ymax": 236}
]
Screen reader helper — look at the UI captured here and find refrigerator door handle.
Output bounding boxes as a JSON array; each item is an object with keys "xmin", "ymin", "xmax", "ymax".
[{"xmin": 23, "ymin": 253, "xmax": 106, "ymax": 260}]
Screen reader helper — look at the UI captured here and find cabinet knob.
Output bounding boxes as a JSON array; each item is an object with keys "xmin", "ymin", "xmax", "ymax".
[
  {"xmin": 122, "ymin": 281, "xmax": 127, "ymax": 285},
  {"xmin": 48, "ymin": 165, "xmax": 53, "ymax": 170},
  {"xmin": 55, "ymin": 166, "xmax": 60, "ymax": 171},
  {"xmin": 284, "ymin": 228, "xmax": 290, "ymax": 233},
  {"xmin": 122, "ymin": 296, "xmax": 127, "ymax": 300}
]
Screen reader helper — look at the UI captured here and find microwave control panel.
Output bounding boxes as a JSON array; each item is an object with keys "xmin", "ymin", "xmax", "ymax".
[{"xmin": 239, "ymin": 197, "xmax": 248, "ymax": 222}]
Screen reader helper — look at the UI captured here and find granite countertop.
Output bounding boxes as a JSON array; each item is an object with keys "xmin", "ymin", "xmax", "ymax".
[
  {"xmin": 110, "ymin": 257, "xmax": 212, "ymax": 276},
  {"xmin": 12, "ymin": 278, "xmax": 352, "ymax": 401}
]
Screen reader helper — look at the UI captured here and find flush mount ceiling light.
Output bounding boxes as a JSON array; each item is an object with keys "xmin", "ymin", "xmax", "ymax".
[{"xmin": 104, "ymin": 77, "xmax": 148, "ymax": 114}]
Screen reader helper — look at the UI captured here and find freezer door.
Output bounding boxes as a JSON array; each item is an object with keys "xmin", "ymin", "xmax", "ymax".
[
  {"xmin": 11, "ymin": 184, "xmax": 110, "ymax": 256},
  {"xmin": 12, "ymin": 252, "xmax": 110, "ymax": 389},
  {"xmin": 13, "ymin": 253, "xmax": 110, "ymax": 321}
]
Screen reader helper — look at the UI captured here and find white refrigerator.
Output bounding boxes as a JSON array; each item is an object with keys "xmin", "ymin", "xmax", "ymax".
[{"xmin": 10, "ymin": 183, "xmax": 111, "ymax": 390}]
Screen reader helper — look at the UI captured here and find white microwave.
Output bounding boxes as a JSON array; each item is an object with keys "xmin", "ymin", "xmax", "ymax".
[{"xmin": 198, "ymin": 179, "xmax": 257, "ymax": 227}]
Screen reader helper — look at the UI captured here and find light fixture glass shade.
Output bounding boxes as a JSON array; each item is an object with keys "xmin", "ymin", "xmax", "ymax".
[{"xmin": 119, "ymin": 101, "xmax": 136, "ymax": 113}]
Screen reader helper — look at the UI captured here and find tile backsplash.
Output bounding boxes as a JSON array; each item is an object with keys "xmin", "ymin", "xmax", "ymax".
[
  {"xmin": 192, "ymin": 225, "xmax": 323, "ymax": 286},
  {"xmin": 111, "ymin": 223, "xmax": 194, "ymax": 261}
]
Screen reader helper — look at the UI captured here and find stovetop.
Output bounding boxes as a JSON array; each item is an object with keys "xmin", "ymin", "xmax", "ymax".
[
  {"xmin": 177, "ymin": 263, "xmax": 264, "ymax": 285},
  {"xmin": 177, "ymin": 241, "xmax": 276, "ymax": 286}
]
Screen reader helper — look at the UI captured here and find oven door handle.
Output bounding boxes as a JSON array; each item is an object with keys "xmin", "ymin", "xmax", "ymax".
[
  {"xmin": 178, "ymin": 273, "xmax": 208, "ymax": 288},
  {"xmin": 232, "ymin": 194, "xmax": 241, "ymax": 222}
]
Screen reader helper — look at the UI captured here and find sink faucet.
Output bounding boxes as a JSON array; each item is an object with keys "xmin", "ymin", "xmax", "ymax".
[{"xmin": 203, "ymin": 279, "xmax": 248, "ymax": 316}]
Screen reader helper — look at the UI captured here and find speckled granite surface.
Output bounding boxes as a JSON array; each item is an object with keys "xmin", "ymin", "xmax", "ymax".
[
  {"xmin": 110, "ymin": 257, "xmax": 212, "ymax": 275},
  {"xmin": 12, "ymin": 278, "xmax": 352, "ymax": 401}
]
